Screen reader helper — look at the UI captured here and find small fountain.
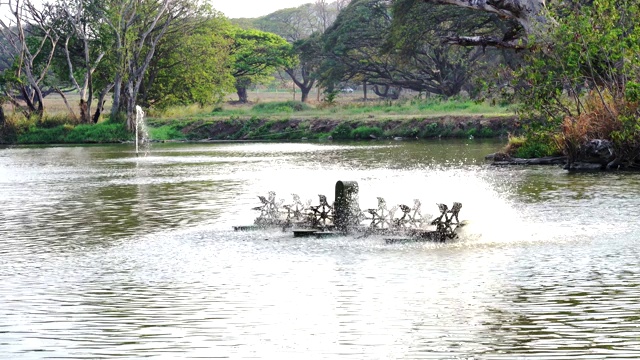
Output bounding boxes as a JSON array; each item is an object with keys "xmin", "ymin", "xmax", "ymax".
[{"xmin": 135, "ymin": 105, "xmax": 150, "ymax": 157}]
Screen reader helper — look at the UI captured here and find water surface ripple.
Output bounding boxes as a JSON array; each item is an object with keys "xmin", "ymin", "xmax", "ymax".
[{"xmin": 1, "ymin": 141, "xmax": 640, "ymax": 359}]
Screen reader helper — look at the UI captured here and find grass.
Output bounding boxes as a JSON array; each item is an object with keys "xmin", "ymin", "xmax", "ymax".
[
  {"xmin": 148, "ymin": 125, "xmax": 186, "ymax": 141},
  {"xmin": 15, "ymin": 121, "xmax": 131, "ymax": 144},
  {"xmin": 2, "ymin": 90, "xmax": 517, "ymax": 144},
  {"xmin": 148, "ymin": 96, "xmax": 513, "ymax": 123}
]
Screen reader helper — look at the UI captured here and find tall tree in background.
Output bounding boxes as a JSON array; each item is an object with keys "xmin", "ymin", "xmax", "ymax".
[
  {"xmin": 0, "ymin": 0, "xmax": 59, "ymax": 119},
  {"xmin": 255, "ymin": 4, "xmax": 318, "ymax": 42},
  {"xmin": 229, "ymin": 28, "xmax": 295, "ymax": 103},
  {"xmin": 389, "ymin": 0, "xmax": 506, "ymax": 96},
  {"xmin": 142, "ymin": 13, "xmax": 235, "ymax": 109},
  {"xmin": 105, "ymin": 0, "xmax": 201, "ymax": 129},
  {"xmin": 320, "ymin": 0, "xmax": 494, "ymax": 97},
  {"xmin": 250, "ymin": 1, "xmax": 349, "ymax": 100},
  {"xmin": 285, "ymin": 33, "xmax": 323, "ymax": 102},
  {"xmin": 419, "ymin": 0, "xmax": 550, "ymax": 48},
  {"xmin": 52, "ymin": 0, "xmax": 112, "ymax": 123}
]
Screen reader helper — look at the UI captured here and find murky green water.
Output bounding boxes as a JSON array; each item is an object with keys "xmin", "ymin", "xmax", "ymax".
[{"xmin": 2, "ymin": 140, "xmax": 640, "ymax": 359}]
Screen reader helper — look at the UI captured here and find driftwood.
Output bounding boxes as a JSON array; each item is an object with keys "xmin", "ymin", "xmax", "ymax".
[
  {"xmin": 492, "ymin": 156, "xmax": 567, "ymax": 166},
  {"xmin": 486, "ymin": 152, "xmax": 566, "ymax": 166}
]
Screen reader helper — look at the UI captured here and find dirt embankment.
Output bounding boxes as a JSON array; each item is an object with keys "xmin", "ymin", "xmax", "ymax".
[{"xmin": 173, "ymin": 115, "xmax": 520, "ymax": 141}]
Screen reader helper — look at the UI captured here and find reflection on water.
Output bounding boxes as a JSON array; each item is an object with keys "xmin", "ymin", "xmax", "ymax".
[{"xmin": 1, "ymin": 140, "xmax": 640, "ymax": 359}]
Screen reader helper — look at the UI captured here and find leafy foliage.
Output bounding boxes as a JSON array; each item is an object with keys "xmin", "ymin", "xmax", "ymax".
[
  {"xmin": 228, "ymin": 27, "xmax": 296, "ymax": 102},
  {"xmin": 318, "ymin": 0, "xmax": 500, "ymax": 97},
  {"xmin": 143, "ymin": 15, "xmax": 235, "ymax": 109},
  {"xmin": 514, "ymin": 0, "xmax": 640, "ymax": 165}
]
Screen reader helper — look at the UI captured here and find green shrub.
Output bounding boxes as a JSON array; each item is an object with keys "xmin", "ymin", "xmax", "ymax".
[
  {"xmin": 252, "ymin": 101, "xmax": 312, "ymax": 113},
  {"xmin": 422, "ymin": 122, "xmax": 440, "ymax": 137},
  {"xmin": 515, "ymin": 141, "xmax": 556, "ymax": 158},
  {"xmin": 351, "ymin": 126, "xmax": 383, "ymax": 139},
  {"xmin": 478, "ymin": 127, "xmax": 496, "ymax": 138},
  {"xmin": 508, "ymin": 134, "xmax": 560, "ymax": 158},
  {"xmin": 17, "ymin": 122, "xmax": 130, "ymax": 144},
  {"xmin": 64, "ymin": 123, "xmax": 130, "ymax": 143},
  {"xmin": 330, "ymin": 122, "xmax": 353, "ymax": 140},
  {"xmin": 18, "ymin": 126, "xmax": 67, "ymax": 144},
  {"xmin": 149, "ymin": 125, "xmax": 185, "ymax": 141},
  {"xmin": 39, "ymin": 114, "xmax": 78, "ymax": 128}
]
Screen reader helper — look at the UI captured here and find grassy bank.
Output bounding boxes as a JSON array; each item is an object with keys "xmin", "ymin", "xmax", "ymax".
[
  {"xmin": 2, "ymin": 98, "xmax": 518, "ymax": 144},
  {"xmin": 0, "ymin": 118, "xmax": 132, "ymax": 145},
  {"xmin": 150, "ymin": 97, "xmax": 513, "ymax": 121},
  {"xmin": 146, "ymin": 98, "xmax": 516, "ymax": 142}
]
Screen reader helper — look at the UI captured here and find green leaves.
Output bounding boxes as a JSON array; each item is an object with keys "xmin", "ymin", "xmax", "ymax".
[
  {"xmin": 229, "ymin": 27, "xmax": 295, "ymax": 81},
  {"xmin": 145, "ymin": 16, "xmax": 235, "ymax": 109}
]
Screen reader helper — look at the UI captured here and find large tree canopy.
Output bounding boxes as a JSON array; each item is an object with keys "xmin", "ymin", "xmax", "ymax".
[
  {"xmin": 142, "ymin": 14, "xmax": 234, "ymax": 109},
  {"xmin": 320, "ymin": 0, "xmax": 498, "ymax": 97},
  {"xmin": 420, "ymin": 0, "xmax": 550, "ymax": 48},
  {"xmin": 228, "ymin": 27, "xmax": 296, "ymax": 103}
]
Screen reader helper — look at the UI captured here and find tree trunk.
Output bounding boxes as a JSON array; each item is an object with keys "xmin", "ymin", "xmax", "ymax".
[
  {"xmin": 93, "ymin": 84, "xmax": 114, "ymax": 124},
  {"xmin": 92, "ymin": 101, "xmax": 104, "ymax": 124},
  {"xmin": 80, "ymin": 99, "xmax": 89, "ymax": 124},
  {"xmin": 301, "ymin": 88, "xmax": 311, "ymax": 102},
  {"xmin": 125, "ymin": 80, "xmax": 136, "ymax": 131},
  {"xmin": 363, "ymin": 81, "xmax": 367, "ymax": 101},
  {"xmin": 0, "ymin": 106, "xmax": 5, "ymax": 127},
  {"xmin": 111, "ymin": 73, "xmax": 123, "ymax": 120},
  {"xmin": 236, "ymin": 86, "xmax": 249, "ymax": 103},
  {"xmin": 35, "ymin": 90, "xmax": 44, "ymax": 120}
]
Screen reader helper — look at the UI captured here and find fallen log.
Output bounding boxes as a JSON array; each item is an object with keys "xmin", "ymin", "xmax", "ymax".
[{"xmin": 486, "ymin": 153, "xmax": 567, "ymax": 166}]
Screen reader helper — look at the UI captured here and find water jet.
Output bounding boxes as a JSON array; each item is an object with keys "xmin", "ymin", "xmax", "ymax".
[{"xmin": 135, "ymin": 105, "xmax": 149, "ymax": 157}]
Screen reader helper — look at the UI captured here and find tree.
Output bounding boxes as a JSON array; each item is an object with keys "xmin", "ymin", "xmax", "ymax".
[
  {"xmin": 285, "ymin": 34, "xmax": 323, "ymax": 102},
  {"xmin": 142, "ymin": 14, "xmax": 235, "ymax": 109},
  {"xmin": 51, "ymin": 0, "xmax": 112, "ymax": 123},
  {"xmin": 254, "ymin": 1, "xmax": 349, "ymax": 40},
  {"xmin": 105, "ymin": 0, "xmax": 202, "ymax": 130},
  {"xmin": 320, "ymin": 0, "xmax": 491, "ymax": 97},
  {"xmin": 512, "ymin": 0, "xmax": 640, "ymax": 168},
  {"xmin": 0, "ymin": 0, "xmax": 59, "ymax": 119},
  {"xmin": 237, "ymin": 2, "xmax": 349, "ymax": 103},
  {"xmin": 228, "ymin": 27, "xmax": 296, "ymax": 103},
  {"xmin": 255, "ymin": 4, "xmax": 318, "ymax": 42},
  {"xmin": 419, "ymin": 0, "xmax": 551, "ymax": 48}
]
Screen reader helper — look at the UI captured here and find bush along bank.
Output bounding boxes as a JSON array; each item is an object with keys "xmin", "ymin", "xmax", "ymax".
[
  {"xmin": 146, "ymin": 115, "xmax": 518, "ymax": 142},
  {"xmin": 2, "ymin": 115, "xmax": 518, "ymax": 145},
  {"xmin": 1, "ymin": 121, "xmax": 132, "ymax": 145}
]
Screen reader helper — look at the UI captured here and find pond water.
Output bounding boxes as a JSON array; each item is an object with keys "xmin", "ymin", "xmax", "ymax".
[{"xmin": 1, "ymin": 140, "xmax": 640, "ymax": 359}]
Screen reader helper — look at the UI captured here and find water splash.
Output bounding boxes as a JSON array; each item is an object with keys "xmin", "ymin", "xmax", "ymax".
[{"xmin": 135, "ymin": 105, "xmax": 150, "ymax": 157}]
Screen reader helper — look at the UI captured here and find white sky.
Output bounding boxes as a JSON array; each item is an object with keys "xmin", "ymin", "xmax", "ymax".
[
  {"xmin": 209, "ymin": 0, "xmax": 312, "ymax": 18},
  {"xmin": 0, "ymin": 1, "xmax": 313, "ymax": 21}
]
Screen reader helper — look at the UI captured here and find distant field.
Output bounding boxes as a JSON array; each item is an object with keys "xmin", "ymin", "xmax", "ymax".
[
  {"xmin": 155, "ymin": 90, "xmax": 514, "ymax": 122},
  {"xmin": 3, "ymin": 89, "xmax": 514, "ymax": 122},
  {"xmin": 4, "ymin": 89, "xmax": 365, "ymax": 116},
  {"xmin": 3, "ymin": 93, "xmax": 114, "ymax": 118},
  {"xmin": 224, "ymin": 88, "xmax": 425, "ymax": 105}
]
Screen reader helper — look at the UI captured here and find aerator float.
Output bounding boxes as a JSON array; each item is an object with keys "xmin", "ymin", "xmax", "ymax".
[
  {"xmin": 234, "ymin": 181, "xmax": 466, "ymax": 243},
  {"xmin": 234, "ymin": 181, "xmax": 465, "ymax": 244}
]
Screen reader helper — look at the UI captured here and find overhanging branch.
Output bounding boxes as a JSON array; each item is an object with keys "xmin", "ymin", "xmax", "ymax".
[{"xmin": 443, "ymin": 35, "xmax": 527, "ymax": 49}]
